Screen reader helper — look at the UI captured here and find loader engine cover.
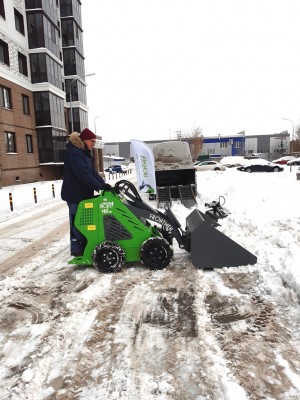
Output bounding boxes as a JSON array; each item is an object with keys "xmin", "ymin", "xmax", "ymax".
[{"xmin": 68, "ymin": 192, "xmax": 159, "ymax": 266}]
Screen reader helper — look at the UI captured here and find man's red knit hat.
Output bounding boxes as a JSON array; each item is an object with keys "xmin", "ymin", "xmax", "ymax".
[{"xmin": 80, "ymin": 128, "xmax": 96, "ymax": 141}]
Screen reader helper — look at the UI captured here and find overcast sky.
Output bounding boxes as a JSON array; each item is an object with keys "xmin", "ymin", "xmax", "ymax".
[{"xmin": 81, "ymin": 0, "xmax": 300, "ymax": 142}]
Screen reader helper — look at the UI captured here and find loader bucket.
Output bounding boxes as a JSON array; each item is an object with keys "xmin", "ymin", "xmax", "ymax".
[{"xmin": 186, "ymin": 209, "xmax": 257, "ymax": 269}]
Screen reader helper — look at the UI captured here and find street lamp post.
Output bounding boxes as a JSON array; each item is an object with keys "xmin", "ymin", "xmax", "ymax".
[
  {"xmin": 94, "ymin": 116, "xmax": 99, "ymax": 133},
  {"xmin": 69, "ymin": 73, "xmax": 96, "ymax": 132},
  {"xmin": 282, "ymin": 118, "xmax": 295, "ymax": 155},
  {"xmin": 175, "ymin": 131, "xmax": 182, "ymax": 140}
]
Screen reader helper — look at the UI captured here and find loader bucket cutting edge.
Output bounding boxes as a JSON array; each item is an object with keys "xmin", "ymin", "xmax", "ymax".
[{"xmin": 186, "ymin": 209, "xmax": 257, "ymax": 269}]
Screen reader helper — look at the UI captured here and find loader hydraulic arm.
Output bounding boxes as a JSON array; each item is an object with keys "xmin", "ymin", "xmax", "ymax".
[{"xmin": 114, "ymin": 180, "xmax": 186, "ymax": 248}]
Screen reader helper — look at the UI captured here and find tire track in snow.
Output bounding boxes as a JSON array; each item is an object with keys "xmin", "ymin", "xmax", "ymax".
[
  {"xmin": 0, "ymin": 221, "xmax": 69, "ymax": 275},
  {"xmin": 206, "ymin": 269, "xmax": 300, "ymax": 400},
  {"xmin": 69, "ymin": 260, "xmax": 232, "ymax": 400}
]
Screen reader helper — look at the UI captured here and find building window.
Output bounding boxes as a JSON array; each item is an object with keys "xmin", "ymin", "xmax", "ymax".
[
  {"xmin": 27, "ymin": 13, "xmax": 44, "ymax": 49},
  {"xmin": 0, "ymin": 39, "xmax": 9, "ymax": 65},
  {"xmin": 60, "ymin": 0, "xmax": 73, "ymax": 17},
  {"xmin": 0, "ymin": 0, "xmax": 5, "ymax": 19},
  {"xmin": 30, "ymin": 53, "xmax": 47, "ymax": 83},
  {"xmin": 34, "ymin": 92, "xmax": 51, "ymax": 126},
  {"xmin": 234, "ymin": 141, "xmax": 241, "ymax": 148},
  {"xmin": 30, "ymin": 53, "xmax": 63, "ymax": 89},
  {"xmin": 51, "ymin": 24, "xmax": 56, "ymax": 42},
  {"xmin": 26, "ymin": 134, "xmax": 33, "ymax": 153},
  {"xmin": 14, "ymin": 9, "xmax": 25, "ymax": 35},
  {"xmin": 18, "ymin": 52, "xmax": 28, "ymax": 76},
  {"xmin": 22, "ymin": 94, "xmax": 30, "ymax": 114},
  {"xmin": 6, "ymin": 132, "xmax": 17, "ymax": 153},
  {"xmin": 0, "ymin": 85, "xmax": 12, "ymax": 109},
  {"xmin": 220, "ymin": 142, "xmax": 227, "ymax": 148},
  {"xmin": 61, "ymin": 19, "xmax": 75, "ymax": 47}
]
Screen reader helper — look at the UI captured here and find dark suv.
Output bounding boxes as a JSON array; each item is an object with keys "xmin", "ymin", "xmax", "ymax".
[{"xmin": 105, "ymin": 165, "xmax": 127, "ymax": 173}]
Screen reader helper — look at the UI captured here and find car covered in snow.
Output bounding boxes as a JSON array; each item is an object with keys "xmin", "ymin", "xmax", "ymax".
[
  {"xmin": 287, "ymin": 157, "xmax": 300, "ymax": 166},
  {"xmin": 219, "ymin": 156, "xmax": 246, "ymax": 168},
  {"xmin": 237, "ymin": 158, "xmax": 284, "ymax": 173},
  {"xmin": 272, "ymin": 156, "xmax": 295, "ymax": 165}
]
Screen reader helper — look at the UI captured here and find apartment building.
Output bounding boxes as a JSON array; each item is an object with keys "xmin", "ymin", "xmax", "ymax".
[{"xmin": 0, "ymin": 0, "xmax": 91, "ymax": 187}]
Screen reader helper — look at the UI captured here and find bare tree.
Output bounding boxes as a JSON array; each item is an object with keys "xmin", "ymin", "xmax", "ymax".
[
  {"xmin": 179, "ymin": 126, "xmax": 203, "ymax": 161},
  {"xmin": 294, "ymin": 124, "xmax": 300, "ymax": 153}
]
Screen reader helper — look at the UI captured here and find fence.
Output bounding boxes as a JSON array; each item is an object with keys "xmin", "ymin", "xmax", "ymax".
[
  {"xmin": 0, "ymin": 181, "xmax": 62, "ymax": 215},
  {"xmin": 106, "ymin": 168, "xmax": 133, "ymax": 181},
  {"xmin": 1, "ymin": 169, "xmax": 134, "ymax": 215}
]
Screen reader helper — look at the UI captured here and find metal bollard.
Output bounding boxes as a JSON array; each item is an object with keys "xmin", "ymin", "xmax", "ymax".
[
  {"xmin": 33, "ymin": 187, "xmax": 37, "ymax": 203},
  {"xmin": 9, "ymin": 192, "xmax": 13, "ymax": 211},
  {"xmin": 52, "ymin": 183, "xmax": 55, "ymax": 198}
]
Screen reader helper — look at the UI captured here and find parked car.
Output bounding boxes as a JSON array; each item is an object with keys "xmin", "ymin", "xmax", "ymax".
[
  {"xmin": 272, "ymin": 156, "xmax": 295, "ymax": 165},
  {"xmin": 194, "ymin": 161, "xmax": 226, "ymax": 171},
  {"xmin": 220, "ymin": 156, "xmax": 246, "ymax": 168},
  {"xmin": 237, "ymin": 159, "xmax": 283, "ymax": 173},
  {"xmin": 105, "ymin": 164, "xmax": 127, "ymax": 173},
  {"xmin": 287, "ymin": 157, "xmax": 300, "ymax": 166}
]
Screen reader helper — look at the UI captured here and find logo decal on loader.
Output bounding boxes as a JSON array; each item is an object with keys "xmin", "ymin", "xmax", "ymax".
[
  {"xmin": 100, "ymin": 201, "xmax": 114, "ymax": 214},
  {"xmin": 149, "ymin": 214, "xmax": 173, "ymax": 233}
]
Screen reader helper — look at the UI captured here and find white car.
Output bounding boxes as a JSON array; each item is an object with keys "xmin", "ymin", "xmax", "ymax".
[
  {"xmin": 194, "ymin": 161, "xmax": 226, "ymax": 171},
  {"xmin": 287, "ymin": 157, "xmax": 300, "ymax": 166},
  {"xmin": 220, "ymin": 156, "xmax": 246, "ymax": 168}
]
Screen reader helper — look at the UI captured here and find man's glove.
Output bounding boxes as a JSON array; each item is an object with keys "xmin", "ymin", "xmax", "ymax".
[{"xmin": 101, "ymin": 183, "xmax": 112, "ymax": 191}]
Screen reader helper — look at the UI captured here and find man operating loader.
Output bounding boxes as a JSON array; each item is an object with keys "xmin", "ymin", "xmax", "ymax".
[{"xmin": 61, "ymin": 128, "xmax": 111, "ymax": 257}]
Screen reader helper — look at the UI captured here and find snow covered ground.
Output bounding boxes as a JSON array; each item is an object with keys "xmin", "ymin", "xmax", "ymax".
[{"xmin": 0, "ymin": 166, "xmax": 300, "ymax": 399}]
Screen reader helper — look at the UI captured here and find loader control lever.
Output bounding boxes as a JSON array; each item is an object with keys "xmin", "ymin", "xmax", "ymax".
[{"xmin": 114, "ymin": 180, "xmax": 142, "ymax": 202}]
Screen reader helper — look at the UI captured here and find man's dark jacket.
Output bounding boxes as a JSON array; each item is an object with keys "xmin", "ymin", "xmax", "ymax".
[{"xmin": 61, "ymin": 133, "xmax": 105, "ymax": 203}]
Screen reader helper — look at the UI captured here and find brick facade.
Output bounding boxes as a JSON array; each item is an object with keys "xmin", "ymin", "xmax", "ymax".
[{"xmin": 0, "ymin": 77, "xmax": 40, "ymax": 186}]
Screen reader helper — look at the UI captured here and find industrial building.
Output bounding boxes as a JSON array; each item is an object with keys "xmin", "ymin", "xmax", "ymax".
[{"xmin": 103, "ymin": 131, "xmax": 290, "ymax": 167}]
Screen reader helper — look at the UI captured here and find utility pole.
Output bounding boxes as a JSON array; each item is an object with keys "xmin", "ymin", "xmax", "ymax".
[{"xmin": 282, "ymin": 118, "xmax": 295, "ymax": 155}]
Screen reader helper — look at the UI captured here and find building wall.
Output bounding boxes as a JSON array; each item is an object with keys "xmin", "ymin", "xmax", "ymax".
[
  {"xmin": 270, "ymin": 135, "xmax": 288, "ymax": 154},
  {"xmin": 244, "ymin": 137, "xmax": 257, "ymax": 154},
  {"xmin": 0, "ymin": 77, "xmax": 40, "ymax": 186},
  {"xmin": 0, "ymin": 0, "xmax": 94, "ymax": 186},
  {"xmin": 0, "ymin": 0, "xmax": 41, "ymax": 187}
]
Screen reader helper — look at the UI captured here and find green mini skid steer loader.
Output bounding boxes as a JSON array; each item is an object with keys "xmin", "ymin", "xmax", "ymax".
[{"xmin": 69, "ymin": 180, "xmax": 257, "ymax": 273}]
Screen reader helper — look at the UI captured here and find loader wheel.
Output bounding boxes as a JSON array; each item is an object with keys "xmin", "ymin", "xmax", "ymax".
[
  {"xmin": 140, "ymin": 237, "xmax": 173, "ymax": 270},
  {"xmin": 92, "ymin": 241, "xmax": 125, "ymax": 273}
]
